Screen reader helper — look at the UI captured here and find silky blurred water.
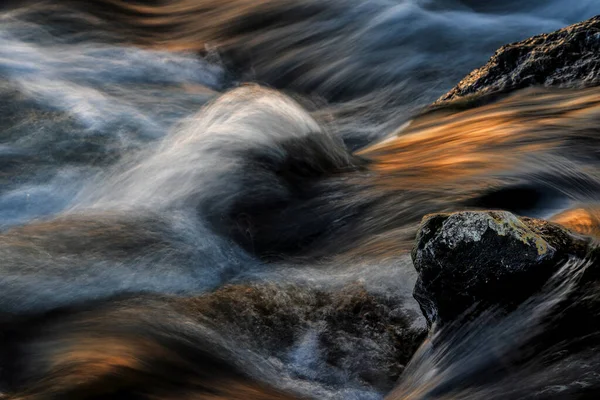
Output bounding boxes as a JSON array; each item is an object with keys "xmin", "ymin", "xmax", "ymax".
[
  {"xmin": 1, "ymin": 1, "xmax": 599, "ymax": 399},
  {"xmin": 1, "ymin": 1, "xmax": 597, "ymax": 228}
]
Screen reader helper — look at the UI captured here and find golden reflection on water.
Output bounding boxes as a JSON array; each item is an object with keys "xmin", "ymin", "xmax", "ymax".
[
  {"xmin": 550, "ymin": 207, "xmax": 600, "ymax": 237},
  {"xmin": 361, "ymin": 88, "xmax": 600, "ymax": 190},
  {"xmin": 337, "ymin": 88, "xmax": 600, "ymax": 260}
]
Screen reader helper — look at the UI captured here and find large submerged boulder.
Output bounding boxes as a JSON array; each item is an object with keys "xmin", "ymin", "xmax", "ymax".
[
  {"xmin": 411, "ymin": 210, "xmax": 592, "ymax": 327},
  {"xmin": 186, "ymin": 283, "xmax": 426, "ymax": 391},
  {"xmin": 436, "ymin": 15, "xmax": 600, "ymax": 104}
]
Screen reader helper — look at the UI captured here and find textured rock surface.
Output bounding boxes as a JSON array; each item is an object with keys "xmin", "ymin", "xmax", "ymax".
[
  {"xmin": 411, "ymin": 211, "xmax": 592, "ymax": 327},
  {"xmin": 437, "ymin": 15, "xmax": 600, "ymax": 104},
  {"xmin": 184, "ymin": 283, "xmax": 426, "ymax": 391}
]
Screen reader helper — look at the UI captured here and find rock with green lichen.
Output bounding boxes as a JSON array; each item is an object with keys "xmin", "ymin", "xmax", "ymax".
[{"xmin": 411, "ymin": 210, "xmax": 592, "ymax": 327}]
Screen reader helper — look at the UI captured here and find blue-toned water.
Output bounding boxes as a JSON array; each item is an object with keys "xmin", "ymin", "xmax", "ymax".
[{"xmin": 1, "ymin": 1, "xmax": 599, "ymax": 399}]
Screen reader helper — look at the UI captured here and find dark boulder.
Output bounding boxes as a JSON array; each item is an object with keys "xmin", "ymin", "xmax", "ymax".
[
  {"xmin": 411, "ymin": 210, "xmax": 592, "ymax": 327},
  {"xmin": 436, "ymin": 15, "xmax": 600, "ymax": 104}
]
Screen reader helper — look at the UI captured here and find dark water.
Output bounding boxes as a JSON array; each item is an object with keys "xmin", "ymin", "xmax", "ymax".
[{"xmin": 1, "ymin": 1, "xmax": 600, "ymax": 399}]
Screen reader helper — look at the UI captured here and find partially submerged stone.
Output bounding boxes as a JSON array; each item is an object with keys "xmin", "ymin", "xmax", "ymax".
[
  {"xmin": 183, "ymin": 283, "xmax": 426, "ymax": 391},
  {"xmin": 436, "ymin": 15, "xmax": 600, "ymax": 105},
  {"xmin": 411, "ymin": 210, "xmax": 591, "ymax": 327}
]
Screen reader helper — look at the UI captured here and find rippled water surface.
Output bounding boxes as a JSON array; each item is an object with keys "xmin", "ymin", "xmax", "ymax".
[{"xmin": 1, "ymin": 1, "xmax": 600, "ymax": 399}]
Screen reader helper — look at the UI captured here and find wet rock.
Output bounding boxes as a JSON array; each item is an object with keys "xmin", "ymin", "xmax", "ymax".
[
  {"xmin": 182, "ymin": 283, "xmax": 426, "ymax": 391},
  {"xmin": 411, "ymin": 210, "xmax": 592, "ymax": 327},
  {"xmin": 437, "ymin": 16, "xmax": 600, "ymax": 104}
]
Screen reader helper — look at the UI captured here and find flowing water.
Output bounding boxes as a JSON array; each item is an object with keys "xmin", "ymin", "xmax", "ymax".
[{"xmin": 1, "ymin": 1, "xmax": 600, "ymax": 399}]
